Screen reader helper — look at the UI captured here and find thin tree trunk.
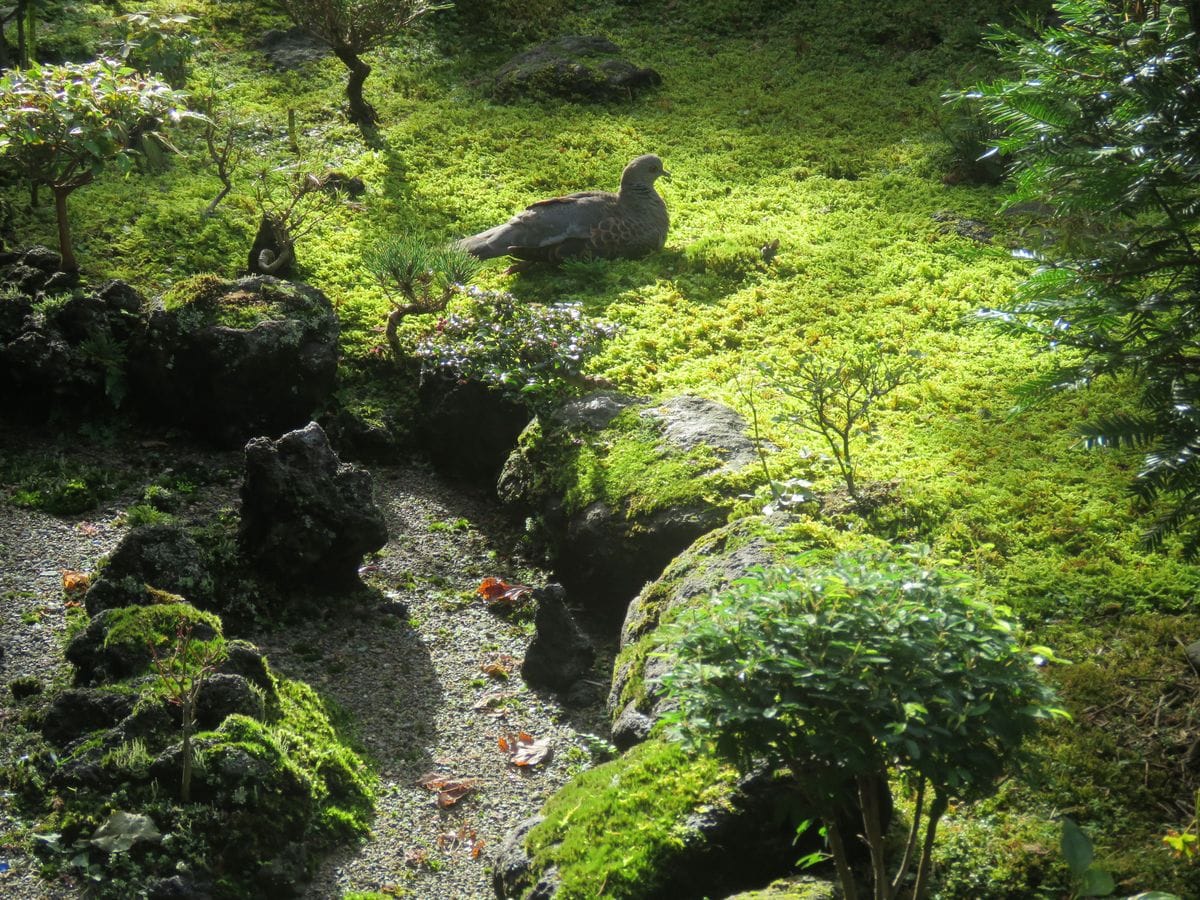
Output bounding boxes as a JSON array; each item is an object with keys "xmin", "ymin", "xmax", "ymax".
[
  {"xmin": 15, "ymin": 0, "xmax": 26, "ymax": 68},
  {"xmin": 912, "ymin": 792, "xmax": 949, "ymax": 900},
  {"xmin": 181, "ymin": 697, "xmax": 194, "ymax": 803},
  {"xmin": 857, "ymin": 775, "xmax": 889, "ymax": 900},
  {"xmin": 891, "ymin": 777, "xmax": 926, "ymax": 896},
  {"xmin": 52, "ymin": 187, "xmax": 77, "ymax": 272},
  {"xmin": 333, "ymin": 47, "xmax": 377, "ymax": 127},
  {"xmin": 827, "ymin": 819, "xmax": 860, "ymax": 900}
]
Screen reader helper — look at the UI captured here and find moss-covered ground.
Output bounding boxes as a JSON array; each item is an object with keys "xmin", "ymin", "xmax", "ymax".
[{"xmin": 5, "ymin": 0, "xmax": 1200, "ymax": 895}]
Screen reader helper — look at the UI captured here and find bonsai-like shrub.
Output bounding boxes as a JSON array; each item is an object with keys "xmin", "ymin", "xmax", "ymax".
[
  {"xmin": 366, "ymin": 236, "xmax": 480, "ymax": 357},
  {"xmin": 659, "ymin": 548, "xmax": 1065, "ymax": 900},
  {"xmin": 276, "ymin": 0, "xmax": 438, "ymax": 127},
  {"xmin": 0, "ymin": 58, "xmax": 196, "ymax": 271}
]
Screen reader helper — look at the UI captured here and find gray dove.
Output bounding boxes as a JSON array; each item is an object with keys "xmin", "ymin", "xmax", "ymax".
[{"xmin": 458, "ymin": 154, "xmax": 670, "ymax": 263}]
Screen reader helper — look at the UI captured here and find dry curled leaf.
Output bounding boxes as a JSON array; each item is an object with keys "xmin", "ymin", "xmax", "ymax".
[
  {"xmin": 499, "ymin": 731, "xmax": 552, "ymax": 767},
  {"xmin": 416, "ymin": 772, "xmax": 480, "ymax": 808},
  {"xmin": 473, "ymin": 692, "xmax": 515, "ymax": 718},
  {"xmin": 61, "ymin": 570, "xmax": 90, "ymax": 596},
  {"xmin": 480, "ymin": 653, "xmax": 520, "ymax": 679},
  {"xmin": 437, "ymin": 824, "xmax": 484, "ymax": 858},
  {"xmin": 477, "ymin": 577, "xmax": 533, "ymax": 606}
]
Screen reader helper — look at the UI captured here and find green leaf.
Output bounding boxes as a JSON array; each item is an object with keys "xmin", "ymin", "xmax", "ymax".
[
  {"xmin": 1061, "ymin": 818, "xmax": 1094, "ymax": 878},
  {"xmin": 1078, "ymin": 866, "xmax": 1115, "ymax": 897}
]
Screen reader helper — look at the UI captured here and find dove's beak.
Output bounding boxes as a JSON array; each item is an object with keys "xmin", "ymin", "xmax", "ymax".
[{"xmin": 662, "ymin": 169, "xmax": 672, "ymax": 181}]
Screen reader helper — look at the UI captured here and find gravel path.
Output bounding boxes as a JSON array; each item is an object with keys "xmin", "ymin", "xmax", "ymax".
[
  {"xmin": 0, "ymin": 499, "xmax": 129, "ymax": 900},
  {"xmin": 0, "ymin": 444, "xmax": 612, "ymax": 900},
  {"xmin": 267, "ymin": 464, "xmax": 613, "ymax": 900}
]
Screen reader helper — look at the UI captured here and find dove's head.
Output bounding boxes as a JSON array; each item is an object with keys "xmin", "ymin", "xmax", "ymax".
[{"xmin": 621, "ymin": 154, "xmax": 671, "ymax": 189}]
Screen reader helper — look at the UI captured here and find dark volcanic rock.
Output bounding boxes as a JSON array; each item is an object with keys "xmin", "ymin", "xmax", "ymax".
[
  {"xmin": 491, "ymin": 816, "xmax": 558, "ymax": 900},
  {"xmin": 195, "ymin": 674, "xmax": 266, "ymax": 729},
  {"xmin": 42, "ymin": 687, "xmax": 136, "ymax": 746},
  {"xmin": 84, "ymin": 524, "xmax": 214, "ymax": 616},
  {"xmin": 239, "ymin": 421, "xmax": 388, "ymax": 588},
  {"xmin": 520, "ymin": 584, "xmax": 595, "ymax": 693},
  {"xmin": 216, "ymin": 640, "xmax": 273, "ymax": 692},
  {"xmin": 418, "ymin": 375, "xmax": 531, "ymax": 486},
  {"xmin": 128, "ymin": 276, "xmax": 339, "ymax": 448},
  {"xmin": 0, "ymin": 255, "xmax": 145, "ymax": 411},
  {"xmin": 492, "ymin": 35, "xmax": 662, "ymax": 102}
]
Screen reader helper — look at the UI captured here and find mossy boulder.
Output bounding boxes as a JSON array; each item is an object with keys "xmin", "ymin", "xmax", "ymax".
[
  {"xmin": 491, "ymin": 35, "xmax": 662, "ymax": 103},
  {"xmin": 20, "ymin": 602, "xmax": 374, "ymax": 898},
  {"xmin": 68, "ymin": 602, "xmax": 221, "ymax": 686},
  {"xmin": 128, "ymin": 275, "xmax": 339, "ymax": 447},
  {"xmin": 608, "ymin": 515, "xmax": 883, "ymax": 748},
  {"xmin": 724, "ymin": 876, "xmax": 838, "ymax": 899},
  {"xmin": 498, "ymin": 392, "xmax": 761, "ymax": 616},
  {"xmin": 493, "ymin": 739, "xmax": 814, "ymax": 899},
  {"xmin": 83, "ymin": 525, "xmax": 215, "ymax": 616}
]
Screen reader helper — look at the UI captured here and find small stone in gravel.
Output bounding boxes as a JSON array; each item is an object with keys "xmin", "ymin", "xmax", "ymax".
[{"xmin": 521, "ymin": 584, "xmax": 595, "ymax": 693}]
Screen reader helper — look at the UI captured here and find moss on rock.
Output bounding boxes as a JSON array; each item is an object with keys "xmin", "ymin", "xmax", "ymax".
[
  {"xmin": 8, "ymin": 601, "xmax": 374, "ymax": 899},
  {"xmin": 608, "ymin": 514, "xmax": 884, "ymax": 740},
  {"xmin": 523, "ymin": 740, "xmax": 738, "ymax": 898},
  {"xmin": 511, "ymin": 738, "xmax": 822, "ymax": 899}
]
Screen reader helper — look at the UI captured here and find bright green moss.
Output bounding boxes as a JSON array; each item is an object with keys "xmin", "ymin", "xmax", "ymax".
[
  {"xmin": 561, "ymin": 409, "xmax": 729, "ymax": 518},
  {"xmin": 160, "ymin": 274, "xmax": 333, "ymax": 331},
  {"xmin": 525, "ymin": 740, "xmax": 738, "ymax": 899},
  {"xmin": 5, "ymin": 1, "xmax": 1200, "ymax": 894},
  {"xmin": 101, "ymin": 602, "xmax": 225, "ymax": 672},
  {"xmin": 268, "ymin": 677, "xmax": 376, "ymax": 838}
]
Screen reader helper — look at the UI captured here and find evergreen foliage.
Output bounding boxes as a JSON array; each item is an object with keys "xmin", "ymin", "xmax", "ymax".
[{"xmin": 970, "ymin": 0, "xmax": 1200, "ymax": 554}]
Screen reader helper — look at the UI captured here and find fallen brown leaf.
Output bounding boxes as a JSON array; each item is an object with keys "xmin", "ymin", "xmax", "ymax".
[
  {"xmin": 416, "ymin": 772, "xmax": 480, "ymax": 807},
  {"xmin": 480, "ymin": 653, "xmax": 520, "ymax": 679},
  {"xmin": 499, "ymin": 732, "xmax": 552, "ymax": 768},
  {"xmin": 477, "ymin": 577, "xmax": 533, "ymax": 606},
  {"xmin": 61, "ymin": 570, "xmax": 90, "ymax": 596}
]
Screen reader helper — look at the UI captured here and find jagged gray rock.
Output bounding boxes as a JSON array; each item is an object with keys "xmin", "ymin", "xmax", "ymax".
[
  {"xmin": 238, "ymin": 421, "xmax": 388, "ymax": 588},
  {"xmin": 520, "ymin": 584, "xmax": 595, "ymax": 693},
  {"xmin": 458, "ymin": 154, "xmax": 670, "ymax": 263}
]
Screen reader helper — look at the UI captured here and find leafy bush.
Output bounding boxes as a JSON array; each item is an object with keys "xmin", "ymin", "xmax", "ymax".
[
  {"xmin": 104, "ymin": 13, "xmax": 199, "ymax": 89},
  {"xmin": 969, "ymin": 0, "xmax": 1200, "ymax": 554},
  {"xmin": 660, "ymin": 548, "xmax": 1064, "ymax": 900},
  {"xmin": 0, "ymin": 59, "xmax": 197, "ymax": 270},
  {"xmin": 413, "ymin": 287, "xmax": 618, "ymax": 407}
]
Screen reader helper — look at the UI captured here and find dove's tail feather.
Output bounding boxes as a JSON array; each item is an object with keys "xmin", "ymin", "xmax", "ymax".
[{"xmin": 457, "ymin": 224, "xmax": 515, "ymax": 260}]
